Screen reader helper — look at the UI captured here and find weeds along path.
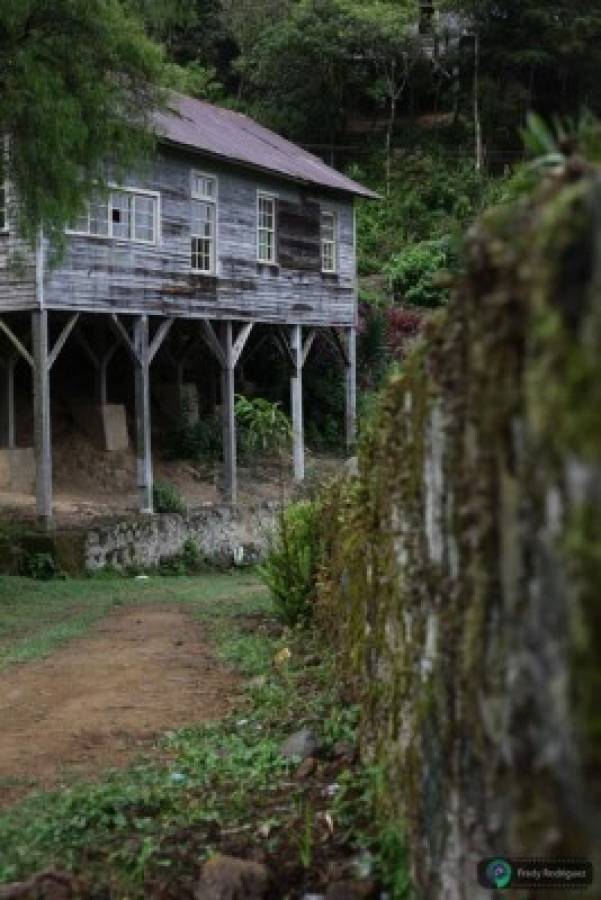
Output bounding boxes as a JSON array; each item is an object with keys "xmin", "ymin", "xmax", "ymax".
[{"xmin": 0, "ymin": 604, "xmax": 240, "ymax": 806}]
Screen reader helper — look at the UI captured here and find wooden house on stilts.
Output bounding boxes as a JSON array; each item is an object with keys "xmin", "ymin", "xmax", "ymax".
[{"xmin": 0, "ymin": 94, "xmax": 377, "ymax": 527}]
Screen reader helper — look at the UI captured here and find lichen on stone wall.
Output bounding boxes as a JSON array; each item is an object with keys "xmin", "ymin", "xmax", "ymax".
[{"xmin": 318, "ymin": 166, "xmax": 601, "ymax": 898}]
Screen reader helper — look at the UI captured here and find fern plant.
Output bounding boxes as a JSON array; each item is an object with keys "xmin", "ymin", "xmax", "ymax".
[
  {"xmin": 259, "ymin": 500, "xmax": 321, "ymax": 626},
  {"xmin": 235, "ymin": 395, "xmax": 291, "ymax": 455}
]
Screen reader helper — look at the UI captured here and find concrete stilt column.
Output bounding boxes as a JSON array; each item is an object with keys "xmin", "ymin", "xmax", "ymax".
[
  {"xmin": 290, "ymin": 324, "xmax": 304, "ymax": 482},
  {"xmin": 134, "ymin": 315, "xmax": 153, "ymax": 513},
  {"xmin": 345, "ymin": 326, "xmax": 357, "ymax": 452},
  {"xmin": 32, "ymin": 310, "xmax": 53, "ymax": 528}
]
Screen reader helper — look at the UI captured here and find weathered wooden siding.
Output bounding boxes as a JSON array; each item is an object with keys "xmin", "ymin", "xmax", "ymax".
[
  {"xmin": 38, "ymin": 148, "xmax": 357, "ymax": 326},
  {"xmin": 0, "ymin": 192, "xmax": 37, "ymax": 310}
]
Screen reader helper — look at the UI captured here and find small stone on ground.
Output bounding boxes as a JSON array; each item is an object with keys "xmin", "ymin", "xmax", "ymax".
[
  {"xmin": 280, "ymin": 727, "xmax": 320, "ymax": 759},
  {"xmin": 195, "ymin": 855, "xmax": 272, "ymax": 900}
]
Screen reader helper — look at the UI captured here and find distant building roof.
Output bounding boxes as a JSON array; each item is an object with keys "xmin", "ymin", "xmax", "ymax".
[{"xmin": 155, "ymin": 93, "xmax": 379, "ymax": 200}]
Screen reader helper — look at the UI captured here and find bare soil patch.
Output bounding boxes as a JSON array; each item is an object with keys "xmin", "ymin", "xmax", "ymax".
[{"xmin": 0, "ymin": 605, "xmax": 239, "ymax": 806}]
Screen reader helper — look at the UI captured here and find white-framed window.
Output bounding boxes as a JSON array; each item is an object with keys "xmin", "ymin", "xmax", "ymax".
[
  {"xmin": 257, "ymin": 192, "xmax": 277, "ymax": 264},
  {"xmin": 191, "ymin": 172, "xmax": 217, "ymax": 274},
  {"xmin": 321, "ymin": 209, "xmax": 338, "ymax": 273},
  {"xmin": 68, "ymin": 187, "xmax": 159, "ymax": 244}
]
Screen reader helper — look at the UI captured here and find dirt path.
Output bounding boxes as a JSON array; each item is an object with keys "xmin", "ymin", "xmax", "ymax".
[{"xmin": 0, "ymin": 605, "xmax": 240, "ymax": 806}]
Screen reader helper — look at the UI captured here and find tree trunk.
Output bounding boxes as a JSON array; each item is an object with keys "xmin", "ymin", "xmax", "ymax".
[
  {"xmin": 474, "ymin": 31, "xmax": 483, "ymax": 173},
  {"xmin": 385, "ymin": 61, "xmax": 398, "ymax": 197}
]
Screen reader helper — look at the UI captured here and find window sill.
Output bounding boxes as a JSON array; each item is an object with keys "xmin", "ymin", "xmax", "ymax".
[
  {"xmin": 66, "ymin": 232, "xmax": 158, "ymax": 248},
  {"xmin": 256, "ymin": 261, "xmax": 280, "ymax": 276}
]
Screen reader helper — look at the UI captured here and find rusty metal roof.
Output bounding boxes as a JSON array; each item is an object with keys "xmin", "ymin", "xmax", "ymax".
[{"xmin": 155, "ymin": 94, "xmax": 379, "ymax": 200}]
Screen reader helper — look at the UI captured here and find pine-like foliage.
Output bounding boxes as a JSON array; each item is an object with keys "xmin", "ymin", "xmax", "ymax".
[{"xmin": 0, "ymin": 0, "xmax": 166, "ymax": 242}]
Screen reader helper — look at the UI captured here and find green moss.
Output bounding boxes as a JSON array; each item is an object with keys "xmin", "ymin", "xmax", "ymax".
[
  {"xmin": 317, "ymin": 161, "xmax": 601, "ymax": 888},
  {"xmin": 563, "ymin": 503, "xmax": 601, "ymax": 763}
]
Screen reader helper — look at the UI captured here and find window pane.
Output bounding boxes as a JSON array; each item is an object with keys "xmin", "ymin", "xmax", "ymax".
[
  {"xmin": 258, "ymin": 196, "xmax": 275, "ymax": 262},
  {"xmin": 89, "ymin": 198, "xmax": 109, "ymax": 236},
  {"xmin": 71, "ymin": 210, "xmax": 89, "ymax": 233},
  {"xmin": 111, "ymin": 192, "xmax": 131, "ymax": 239},
  {"xmin": 193, "ymin": 174, "xmax": 216, "ymax": 200},
  {"xmin": 192, "ymin": 199, "xmax": 214, "ymax": 237},
  {"xmin": 134, "ymin": 194, "xmax": 155, "ymax": 242},
  {"xmin": 191, "ymin": 236, "xmax": 213, "ymax": 272},
  {"xmin": 259, "ymin": 197, "xmax": 274, "ymax": 229},
  {"xmin": 321, "ymin": 212, "xmax": 335, "ymax": 241},
  {"xmin": 321, "ymin": 211, "xmax": 337, "ymax": 271},
  {"xmin": 322, "ymin": 242, "xmax": 335, "ymax": 271}
]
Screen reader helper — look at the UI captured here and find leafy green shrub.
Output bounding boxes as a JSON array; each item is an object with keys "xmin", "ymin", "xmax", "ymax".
[
  {"xmin": 259, "ymin": 500, "xmax": 322, "ymax": 626},
  {"xmin": 159, "ymin": 538, "xmax": 206, "ymax": 575},
  {"xmin": 235, "ymin": 395, "xmax": 291, "ymax": 457},
  {"xmin": 153, "ymin": 481, "xmax": 186, "ymax": 515},
  {"xmin": 165, "ymin": 413, "xmax": 223, "ymax": 463},
  {"xmin": 356, "ymin": 149, "xmax": 500, "ymax": 279},
  {"xmin": 21, "ymin": 552, "xmax": 63, "ymax": 580},
  {"xmin": 165, "ymin": 398, "xmax": 291, "ymax": 464},
  {"xmin": 386, "ymin": 237, "xmax": 454, "ymax": 307}
]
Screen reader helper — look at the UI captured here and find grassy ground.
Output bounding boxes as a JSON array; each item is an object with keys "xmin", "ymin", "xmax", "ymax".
[
  {"xmin": 0, "ymin": 573, "xmax": 407, "ymax": 898},
  {"xmin": 0, "ymin": 573, "xmax": 266, "ymax": 671}
]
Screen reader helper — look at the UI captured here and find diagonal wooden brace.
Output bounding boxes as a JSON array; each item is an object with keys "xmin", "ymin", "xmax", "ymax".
[
  {"xmin": 109, "ymin": 314, "xmax": 140, "ymax": 366},
  {"xmin": 148, "ymin": 317, "xmax": 174, "ymax": 364},
  {"xmin": 0, "ymin": 317, "xmax": 34, "ymax": 368},
  {"xmin": 48, "ymin": 314, "xmax": 79, "ymax": 371}
]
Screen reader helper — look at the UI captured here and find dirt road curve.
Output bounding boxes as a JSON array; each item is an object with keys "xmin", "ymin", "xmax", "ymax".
[{"xmin": 0, "ymin": 605, "xmax": 239, "ymax": 806}]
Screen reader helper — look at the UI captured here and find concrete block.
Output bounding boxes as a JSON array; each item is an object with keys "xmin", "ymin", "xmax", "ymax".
[
  {"xmin": 71, "ymin": 402, "xmax": 128, "ymax": 451},
  {"xmin": 102, "ymin": 404, "xmax": 129, "ymax": 451},
  {"xmin": 0, "ymin": 447, "xmax": 35, "ymax": 491}
]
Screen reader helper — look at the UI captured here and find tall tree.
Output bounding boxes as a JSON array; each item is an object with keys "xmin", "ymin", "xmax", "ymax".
[
  {"xmin": 342, "ymin": 1, "xmax": 420, "ymax": 192},
  {"xmin": 443, "ymin": 0, "xmax": 601, "ymax": 160},
  {"xmin": 236, "ymin": 0, "xmax": 360, "ymax": 146},
  {"xmin": 0, "ymin": 0, "xmax": 165, "ymax": 242}
]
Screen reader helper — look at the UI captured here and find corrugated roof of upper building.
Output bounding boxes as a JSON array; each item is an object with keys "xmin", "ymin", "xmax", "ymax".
[{"xmin": 155, "ymin": 93, "xmax": 380, "ymax": 200}]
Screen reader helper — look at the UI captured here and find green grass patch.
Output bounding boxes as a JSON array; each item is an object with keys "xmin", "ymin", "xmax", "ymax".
[{"xmin": 0, "ymin": 573, "xmax": 263, "ymax": 671}]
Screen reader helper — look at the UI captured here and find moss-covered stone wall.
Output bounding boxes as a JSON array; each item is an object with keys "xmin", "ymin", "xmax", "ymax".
[{"xmin": 318, "ymin": 165, "xmax": 601, "ymax": 898}]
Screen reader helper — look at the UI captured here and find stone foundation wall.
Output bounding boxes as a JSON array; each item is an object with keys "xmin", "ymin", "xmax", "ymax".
[
  {"xmin": 0, "ymin": 503, "xmax": 277, "ymax": 575},
  {"xmin": 318, "ymin": 166, "xmax": 601, "ymax": 896},
  {"xmin": 84, "ymin": 503, "xmax": 277, "ymax": 570}
]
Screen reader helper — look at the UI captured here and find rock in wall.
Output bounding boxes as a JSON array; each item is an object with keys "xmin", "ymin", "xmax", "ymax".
[{"xmin": 318, "ymin": 164, "xmax": 601, "ymax": 897}]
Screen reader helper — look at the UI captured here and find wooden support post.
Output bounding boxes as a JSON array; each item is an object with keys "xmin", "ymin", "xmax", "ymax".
[
  {"xmin": 221, "ymin": 321, "xmax": 236, "ymax": 504},
  {"xmin": 32, "ymin": 310, "xmax": 53, "ymax": 528},
  {"xmin": 134, "ymin": 316, "xmax": 153, "ymax": 513},
  {"xmin": 100, "ymin": 356, "xmax": 109, "ymax": 406},
  {"xmin": 6, "ymin": 355, "xmax": 16, "ymax": 449},
  {"xmin": 290, "ymin": 324, "xmax": 304, "ymax": 482},
  {"xmin": 345, "ymin": 326, "xmax": 357, "ymax": 452}
]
